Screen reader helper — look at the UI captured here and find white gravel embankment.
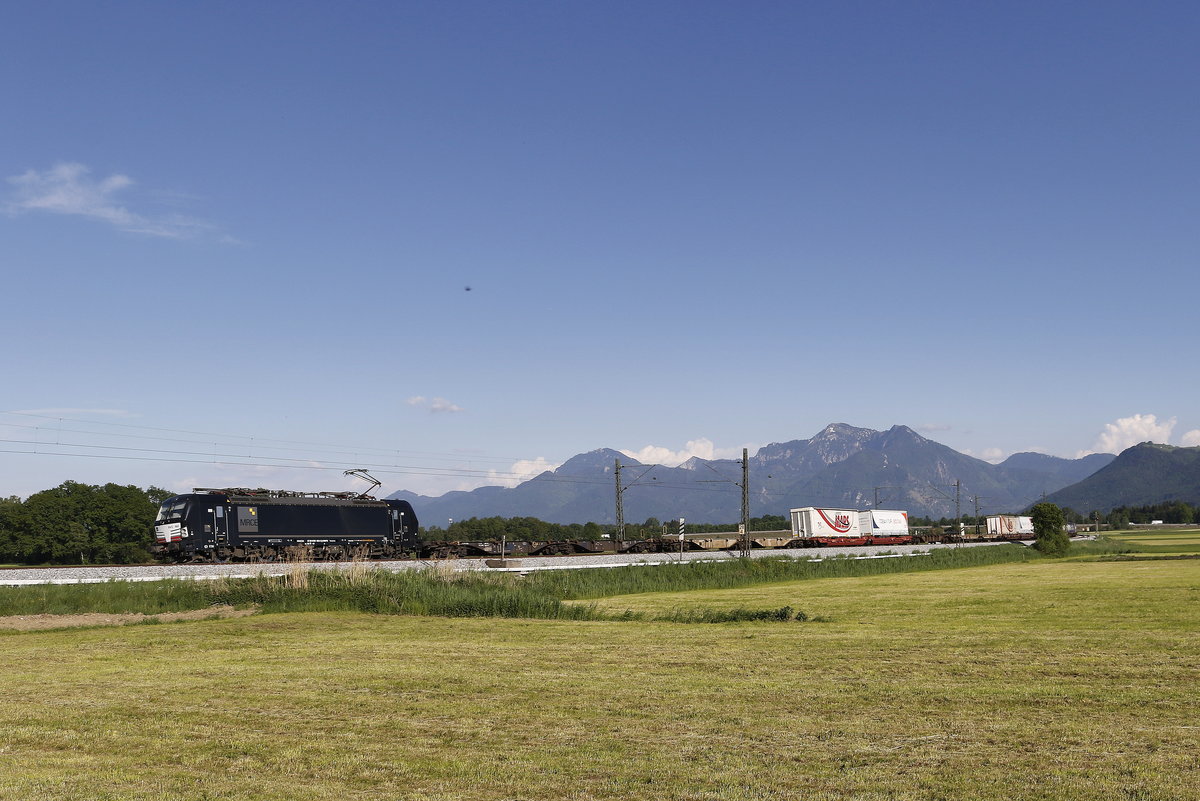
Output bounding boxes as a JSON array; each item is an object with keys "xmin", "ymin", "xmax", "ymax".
[{"xmin": 0, "ymin": 540, "xmax": 1022, "ymax": 586}]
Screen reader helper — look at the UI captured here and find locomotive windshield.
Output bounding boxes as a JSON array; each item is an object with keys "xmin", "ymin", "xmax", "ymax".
[{"xmin": 156, "ymin": 498, "xmax": 190, "ymax": 522}]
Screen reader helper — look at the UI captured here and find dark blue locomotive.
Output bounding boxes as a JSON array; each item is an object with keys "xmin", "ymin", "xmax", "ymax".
[{"xmin": 153, "ymin": 485, "xmax": 419, "ymax": 562}]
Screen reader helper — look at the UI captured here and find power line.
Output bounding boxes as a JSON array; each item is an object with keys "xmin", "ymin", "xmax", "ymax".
[
  {"xmin": 0, "ymin": 419, "xmax": 520, "ymax": 467},
  {"xmin": 0, "ymin": 436, "xmax": 538, "ymax": 478},
  {"xmin": 0, "ymin": 441, "xmax": 754, "ymax": 497},
  {"xmin": 0, "ymin": 410, "xmax": 531, "ymax": 466},
  {"xmin": 0, "ymin": 412, "xmax": 764, "ymax": 498}
]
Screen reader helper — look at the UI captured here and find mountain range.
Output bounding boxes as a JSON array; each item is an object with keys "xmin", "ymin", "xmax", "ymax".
[
  {"xmin": 1044, "ymin": 442, "xmax": 1200, "ymax": 512},
  {"xmin": 389, "ymin": 423, "xmax": 1121, "ymax": 525}
]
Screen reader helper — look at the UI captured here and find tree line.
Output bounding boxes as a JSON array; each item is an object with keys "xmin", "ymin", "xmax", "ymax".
[
  {"xmin": 0, "ymin": 482, "xmax": 170, "ymax": 565},
  {"xmin": 1106, "ymin": 501, "xmax": 1195, "ymax": 527},
  {"xmin": 910, "ymin": 501, "xmax": 1197, "ymax": 529},
  {"xmin": 424, "ymin": 514, "xmax": 792, "ymax": 542}
]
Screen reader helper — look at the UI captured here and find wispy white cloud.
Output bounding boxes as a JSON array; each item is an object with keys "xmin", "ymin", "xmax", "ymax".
[
  {"xmin": 916, "ymin": 423, "xmax": 953, "ymax": 433},
  {"xmin": 1078, "ymin": 413, "xmax": 1177, "ymax": 457},
  {"xmin": 961, "ymin": 446, "xmax": 1009, "ymax": 463},
  {"xmin": 620, "ymin": 438, "xmax": 748, "ymax": 467},
  {"xmin": 6, "ymin": 162, "xmax": 223, "ymax": 240},
  {"xmin": 1181, "ymin": 430, "xmax": 1200, "ymax": 447},
  {"xmin": 407, "ymin": 396, "xmax": 464, "ymax": 414},
  {"xmin": 486, "ymin": 457, "xmax": 559, "ymax": 488}
]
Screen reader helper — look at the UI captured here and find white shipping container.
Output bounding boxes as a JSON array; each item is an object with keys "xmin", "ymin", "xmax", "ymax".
[
  {"xmin": 791, "ymin": 507, "xmax": 862, "ymax": 538},
  {"xmin": 987, "ymin": 515, "xmax": 1017, "ymax": 538},
  {"xmin": 987, "ymin": 515, "xmax": 1035, "ymax": 538},
  {"xmin": 863, "ymin": 509, "xmax": 909, "ymax": 537}
]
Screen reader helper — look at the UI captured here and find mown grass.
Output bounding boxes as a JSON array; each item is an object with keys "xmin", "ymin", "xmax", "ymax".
[
  {"xmin": 0, "ymin": 543, "xmax": 1090, "ymax": 622},
  {"xmin": 0, "ymin": 556, "xmax": 1195, "ymax": 800},
  {"xmin": 1102, "ymin": 529, "xmax": 1200, "ymax": 556}
]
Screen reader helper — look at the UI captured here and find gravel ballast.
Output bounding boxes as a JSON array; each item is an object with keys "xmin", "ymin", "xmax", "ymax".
[{"xmin": 0, "ymin": 540, "xmax": 1019, "ymax": 586}]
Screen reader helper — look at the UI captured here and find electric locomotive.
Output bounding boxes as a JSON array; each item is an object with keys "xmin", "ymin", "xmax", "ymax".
[{"xmin": 153, "ymin": 483, "xmax": 418, "ymax": 562}]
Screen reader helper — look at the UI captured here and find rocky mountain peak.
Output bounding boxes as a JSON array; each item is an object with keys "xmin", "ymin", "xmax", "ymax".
[
  {"xmin": 815, "ymin": 422, "xmax": 875, "ymax": 441},
  {"xmin": 557, "ymin": 448, "xmax": 630, "ymax": 474},
  {"xmin": 810, "ymin": 423, "xmax": 877, "ymax": 464}
]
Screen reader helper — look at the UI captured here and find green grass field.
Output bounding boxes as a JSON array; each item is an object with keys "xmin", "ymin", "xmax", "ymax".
[
  {"xmin": 1, "ymin": 547, "xmax": 1197, "ymax": 800},
  {"xmin": 1101, "ymin": 529, "xmax": 1200, "ymax": 557}
]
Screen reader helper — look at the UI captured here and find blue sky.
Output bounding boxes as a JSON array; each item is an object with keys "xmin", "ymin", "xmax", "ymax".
[{"xmin": 3, "ymin": 1, "xmax": 1198, "ymax": 500}]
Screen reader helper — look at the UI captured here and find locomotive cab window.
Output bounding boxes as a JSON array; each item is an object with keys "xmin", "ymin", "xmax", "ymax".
[{"xmin": 156, "ymin": 500, "xmax": 189, "ymax": 522}]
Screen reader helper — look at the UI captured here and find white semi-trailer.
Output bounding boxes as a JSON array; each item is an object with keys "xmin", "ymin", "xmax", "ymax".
[
  {"xmin": 790, "ymin": 507, "xmax": 866, "ymax": 545},
  {"xmin": 857, "ymin": 509, "xmax": 912, "ymax": 544},
  {"xmin": 986, "ymin": 515, "xmax": 1035, "ymax": 540}
]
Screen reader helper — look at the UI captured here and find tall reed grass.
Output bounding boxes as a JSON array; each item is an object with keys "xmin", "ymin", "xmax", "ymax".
[
  {"xmin": 0, "ymin": 579, "xmax": 213, "ymax": 616},
  {"xmin": 203, "ymin": 566, "xmax": 602, "ymax": 619}
]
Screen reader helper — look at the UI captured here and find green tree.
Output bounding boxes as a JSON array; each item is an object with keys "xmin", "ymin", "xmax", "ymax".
[
  {"xmin": 752, "ymin": 514, "xmax": 789, "ymax": 531},
  {"xmin": 1164, "ymin": 502, "xmax": 1193, "ymax": 524},
  {"xmin": 1031, "ymin": 502, "xmax": 1068, "ymax": 557},
  {"xmin": 89, "ymin": 483, "xmax": 160, "ymax": 562},
  {"xmin": 146, "ymin": 486, "xmax": 173, "ymax": 506},
  {"xmin": 0, "ymin": 495, "xmax": 25, "ymax": 562},
  {"xmin": 12, "ymin": 481, "xmax": 159, "ymax": 564},
  {"xmin": 1107, "ymin": 508, "xmax": 1130, "ymax": 530}
]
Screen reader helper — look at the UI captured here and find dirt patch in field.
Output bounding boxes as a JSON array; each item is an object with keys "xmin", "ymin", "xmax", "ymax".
[{"xmin": 0, "ymin": 605, "xmax": 258, "ymax": 632}]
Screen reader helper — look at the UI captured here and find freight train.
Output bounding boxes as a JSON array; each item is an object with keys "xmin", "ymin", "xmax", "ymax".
[{"xmin": 151, "ymin": 484, "xmax": 1034, "ymax": 563}]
